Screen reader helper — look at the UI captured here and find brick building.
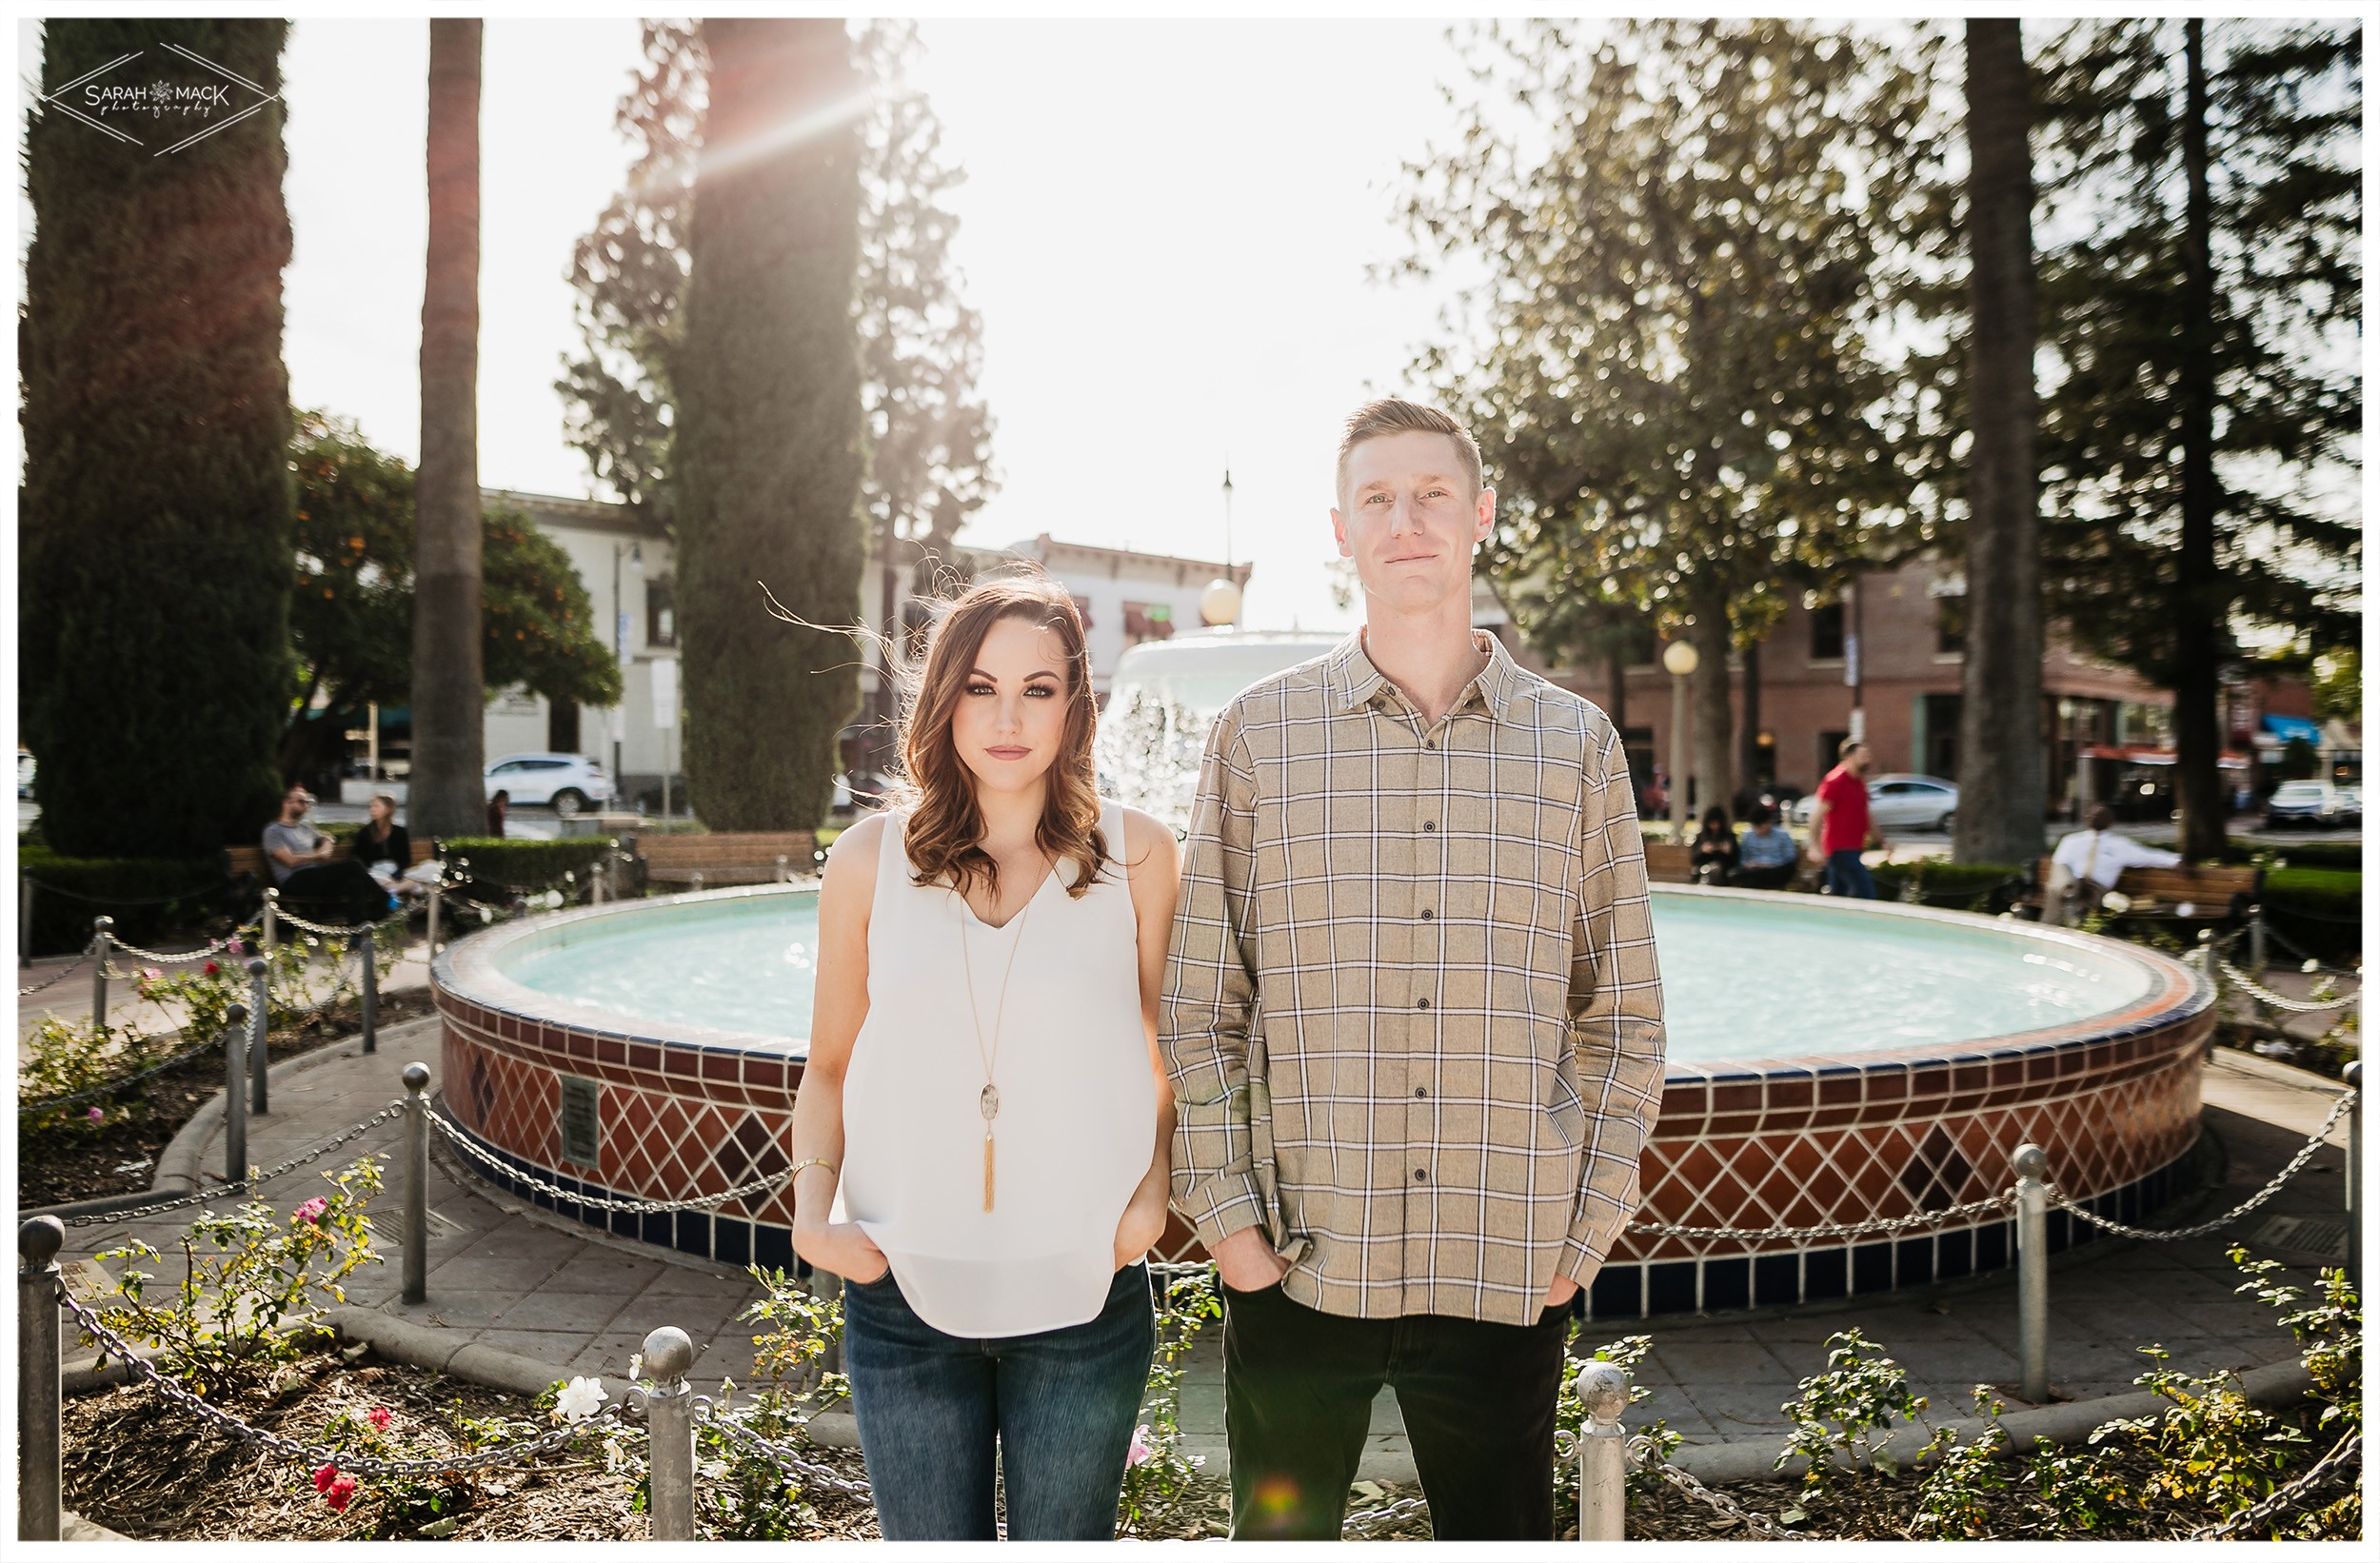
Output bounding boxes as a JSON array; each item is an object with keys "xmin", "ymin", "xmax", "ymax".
[{"xmin": 1510, "ymin": 556, "xmax": 2207, "ymax": 818}]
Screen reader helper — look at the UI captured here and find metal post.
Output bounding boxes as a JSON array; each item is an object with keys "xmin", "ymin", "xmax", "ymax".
[
  {"xmin": 262, "ymin": 887, "xmax": 279, "ymax": 958},
  {"xmin": 402, "ymin": 1062, "xmax": 430, "ymax": 1305},
  {"xmin": 90, "ymin": 916, "xmax": 113, "ymax": 1031},
  {"xmin": 248, "ymin": 956, "xmax": 269, "ymax": 1115},
  {"xmin": 592, "ymin": 861, "xmax": 606, "ymax": 905},
  {"xmin": 642, "ymin": 1326, "xmax": 698, "ymax": 1541},
  {"xmin": 426, "ymin": 880, "xmax": 443, "ymax": 960},
  {"xmin": 359, "ymin": 926, "xmax": 379, "ymax": 1055},
  {"xmin": 1669, "ymin": 670, "xmax": 1691, "ymax": 843},
  {"xmin": 2249, "ymin": 903, "xmax": 2267, "ymax": 975},
  {"xmin": 776, "ymin": 854, "xmax": 788, "ymax": 884},
  {"xmin": 690, "ymin": 869, "xmax": 704, "ymax": 895},
  {"xmin": 18, "ymin": 877, "xmax": 31, "ymax": 969},
  {"xmin": 223, "ymin": 1002, "xmax": 249, "ymax": 1187},
  {"xmin": 2344, "ymin": 1061, "xmax": 2361, "ymax": 1285},
  {"xmin": 19, "ymin": 1216, "xmax": 66, "ymax": 1541},
  {"xmin": 1576, "ymin": 1360, "xmax": 1631, "ymax": 1542},
  {"xmin": 2013, "ymin": 1143, "xmax": 2051, "ymax": 1403}
]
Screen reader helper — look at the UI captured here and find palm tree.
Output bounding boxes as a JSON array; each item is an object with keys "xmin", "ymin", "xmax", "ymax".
[
  {"xmin": 1953, "ymin": 19, "xmax": 2048, "ymax": 865},
  {"xmin": 410, "ymin": 18, "xmax": 486, "ymax": 838}
]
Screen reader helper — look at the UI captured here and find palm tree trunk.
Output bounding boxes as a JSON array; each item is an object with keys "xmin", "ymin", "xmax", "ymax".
[
  {"xmin": 410, "ymin": 18, "xmax": 486, "ymax": 839},
  {"xmin": 2172, "ymin": 19, "xmax": 2226, "ymax": 861},
  {"xmin": 1954, "ymin": 18, "xmax": 2048, "ymax": 865}
]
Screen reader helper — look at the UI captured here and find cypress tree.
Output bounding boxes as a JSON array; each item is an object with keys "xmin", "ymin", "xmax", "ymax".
[
  {"xmin": 673, "ymin": 18, "xmax": 865, "ymax": 828},
  {"xmin": 20, "ymin": 20, "xmax": 295, "ymax": 858}
]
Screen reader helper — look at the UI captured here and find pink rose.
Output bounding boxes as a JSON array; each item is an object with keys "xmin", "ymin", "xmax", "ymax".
[
  {"xmin": 325, "ymin": 1474, "xmax": 358, "ymax": 1513},
  {"xmin": 293, "ymin": 1197, "xmax": 328, "ymax": 1225},
  {"xmin": 367, "ymin": 1407, "xmax": 392, "ymax": 1433},
  {"xmin": 1127, "ymin": 1425, "xmax": 1154, "ymax": 1468},
  {"xmin": 87, "ymin": 1107, "xmax": 105, "ymax": 1124}
]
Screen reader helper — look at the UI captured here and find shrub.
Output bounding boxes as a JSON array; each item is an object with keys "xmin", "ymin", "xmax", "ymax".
[
  {"xmin": 1776, "ymin": 1329, "xmax": 1931, "ymax": 1490},
  {"xmin": 434, "ymin": 835, "xmax": 621, "ymax": 893},
  {"xmin": 17, "ymin": 1017, "xmax": 188, "ymax": 1138},
  {"xmin": 18, "ymin": 846, "xmax": 235, "ymax": 957},
  {"xmin": 1118, "ymin": 1267, "xmax": 1222, "ymax": 1537},
  {"xmin": 89, "ymin": 1157, "xmax": 383, "ymax": 1395},
  {"xmin": 1869, "ymin": 861, "xmax": 2029, "ymax": 911}
]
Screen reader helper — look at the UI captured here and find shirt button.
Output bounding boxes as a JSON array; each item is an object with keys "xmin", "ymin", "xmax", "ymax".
[
  {"xmin": 1414, "ymin": 1168, "xmax": 1428, "ymax": 1182},
  {"xmin": 1425, "ymin": 739, "xmax": 1437, "ymax": 750},
  {"xmin": 1414, "ymin": 1085, "xmax": 1429, "ymax": 1099},
  {"xmin": 1419, "ymin": 908, "xmax": 1434, "ymax": 921},
  {"xmin": 1416, "ymin": 997, "xmax": 1431, "ymax": 1010},
  {"xmin": 1423, "ymin": 821, "xmax": 1437, "ymax": 833}
]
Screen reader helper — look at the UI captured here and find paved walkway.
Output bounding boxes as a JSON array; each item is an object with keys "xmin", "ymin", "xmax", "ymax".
[{"xmin": 37, "ymin": 1005, "xmax": 2357, "ymax": 1481}]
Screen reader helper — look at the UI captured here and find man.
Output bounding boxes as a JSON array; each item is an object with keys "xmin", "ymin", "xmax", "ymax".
[
  {"xmin": 264, "ymin": 786, "xmax": 395, "ymax": 924},
  {"xmin": 2044, "ymin": 804, "xmax": 2181, "ymax": 925},
  {"xmin": 1735, "ymin": 805, "xmax": 1799, "ymax": 890},
  {"xmin": 1162, "ymin": 398, "xmax": 1667, "ymax": 1541},
  {"xmin": 1806, "ymin": 739, "xmax": 1881, "ymax": 899}
]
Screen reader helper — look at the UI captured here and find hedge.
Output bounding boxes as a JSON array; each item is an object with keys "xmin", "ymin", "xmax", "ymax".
[
  {"xmin": 435, "ymin": 836, "xmax": 621, "ymax": 893},
  {"xmin": 18, "ymin": 847, "xmax": 238, "ymax": 958},
  {"xmin": 1868, "ymin": 861, "xmax": 2031, "ymax": 910},
  {"xmin": 2257, "ymin": 866, "xmax": 2362, "ymax": 965}
]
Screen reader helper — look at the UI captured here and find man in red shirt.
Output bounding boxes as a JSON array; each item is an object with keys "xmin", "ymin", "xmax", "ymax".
[{"xmin": 1806, "ymin": 738, "xmax": 1880, "ymax": 899}]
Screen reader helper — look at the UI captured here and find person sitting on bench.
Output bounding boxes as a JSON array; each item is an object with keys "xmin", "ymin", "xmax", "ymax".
[
  {"xmin": 2044, "ymin": 805, "xmax": 2181, "ymax": 926},
  {"xmin": 264, "ymin": 786, "xmax": 397, "ymax": 925},
  {"xmin": 1734, "ymin": 805, "xmax": 1799, "ymax": 890}
]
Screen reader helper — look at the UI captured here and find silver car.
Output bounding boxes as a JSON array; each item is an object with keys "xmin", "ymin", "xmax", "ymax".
[
  {"xmin": 485, "ymin": 753, "xmax": 614, "ymax": 818},
  {"xmin": 1790, "ymin": 773, "xmax": 1959, "ymax": 835}
]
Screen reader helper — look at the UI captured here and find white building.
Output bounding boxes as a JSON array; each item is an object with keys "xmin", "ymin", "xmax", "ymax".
[{"xmin": 462, "ymin": 491, "xmax": 1249, "ymax": 806}]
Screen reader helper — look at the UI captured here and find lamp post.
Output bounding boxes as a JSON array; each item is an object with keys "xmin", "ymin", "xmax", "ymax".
[
  {"xmin": 1663, "ymin": 640, "xmax": 1699, "ymax": 841},
  {"xmin": 611, "ymin": 541, "xmax": 642, "ymax": 790}
]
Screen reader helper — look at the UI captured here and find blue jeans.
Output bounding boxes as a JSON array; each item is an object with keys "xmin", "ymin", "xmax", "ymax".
[
  {"xmin": 1825, "ymin": 848, "xmax": 1877, "ymax": 900},
  {"xmin": 843, "ymin": 1261, "xmax": 1155, "ymax": 1540}
]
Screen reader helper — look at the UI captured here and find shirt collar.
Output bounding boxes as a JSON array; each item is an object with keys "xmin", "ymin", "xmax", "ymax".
[{"xmin": 1329, "ymin": 627, "xmax": 1524, "ymax": 722}]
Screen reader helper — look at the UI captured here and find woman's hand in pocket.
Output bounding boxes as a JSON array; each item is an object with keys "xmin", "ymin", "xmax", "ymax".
[{"xmin": 794, "ymin": 1220, "xmax": 889, "ymax": 1285}]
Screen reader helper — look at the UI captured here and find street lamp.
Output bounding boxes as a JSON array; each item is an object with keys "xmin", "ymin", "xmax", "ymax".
[
  {"xmin": 612, "ymin": 541, "xmax": 642, "ymax": 788},
  {"xmin": 1662, "ymin": 640, "xmax": 1699, "ymax": 841}
]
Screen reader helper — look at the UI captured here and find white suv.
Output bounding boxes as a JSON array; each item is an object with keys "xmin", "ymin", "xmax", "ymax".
[{"xmin": 485, "ymin": 753, "xmax": 614, "ymax": 817}]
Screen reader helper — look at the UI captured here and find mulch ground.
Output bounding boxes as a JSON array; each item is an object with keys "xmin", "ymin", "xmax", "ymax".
[
  {"xmin": 59, "ymin": 1342, "xmax": 2350, "ymax": 1542},
  {"xmin": 19, "ymin": 988, "xmax": 439, "ymax": 1210}
]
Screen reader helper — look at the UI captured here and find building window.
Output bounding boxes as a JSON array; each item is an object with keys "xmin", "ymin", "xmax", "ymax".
[
  {"xmin": 1935, "ymin": 594, "xmax": 1967, "ymax": 656},
  {"xmin": 1810, "ymin": 603, "xmax": 1846, "ymax": 661},
  {"xmin": 1121, "ymin": 601, "xmax": 1175, "ymax": 647},
  {"xmin": 645, "ymin": 577, "xmax": 676, "ymax": 648},
  {"xmin": 547, "ymin": 700, "xmax": 580, "ymax": 755}
]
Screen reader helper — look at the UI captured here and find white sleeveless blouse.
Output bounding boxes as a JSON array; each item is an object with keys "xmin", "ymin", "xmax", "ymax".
[{"xmin": 836, "ymin": 802, "xmax": 1154, "ymax": 1337}]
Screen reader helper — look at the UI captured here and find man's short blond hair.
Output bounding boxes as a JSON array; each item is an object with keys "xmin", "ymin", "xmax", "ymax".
[{"xmin": 1336, "ymin": 397, "xmax": 1484, "ymax": 504}]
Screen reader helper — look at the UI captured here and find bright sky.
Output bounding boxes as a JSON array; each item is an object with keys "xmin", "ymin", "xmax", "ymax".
[{"xmin": 14, "ymin": 11, "xmax": 1482, "ymax": 634}]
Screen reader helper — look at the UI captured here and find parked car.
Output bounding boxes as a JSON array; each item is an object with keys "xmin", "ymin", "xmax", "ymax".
[
  {"xmin": 16, "ymin": 750, "xmax": 32, "ymax": 799},
  {"xmin": 2338, "ymin": 786, "xmax": 2362, "ymax": 826},
  {"xmin": 485, "ymin": 753, "xmax": 614, "ymax": 817},
  {"xmin": 2263, "ymin": 779, "xmax": 2344, "ymax": 829},
  {"xmin": 1790, "ymin": 774, "xmax": 1959, "ymax": 835}
]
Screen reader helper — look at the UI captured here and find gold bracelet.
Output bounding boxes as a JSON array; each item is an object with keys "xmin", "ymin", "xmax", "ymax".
[{"xmin": 787, "ymin": 1158, "xmax": 838, "ymax": 1184}]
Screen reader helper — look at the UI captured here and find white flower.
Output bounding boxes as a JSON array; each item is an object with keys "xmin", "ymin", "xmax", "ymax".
[
  {"xmin": 552, "ymin": 1375, "xmax": 607, "ymax": 1423},
  {"xmin": 626, "ymin": 1352, "xmax": 644, "ymax": 1384}
]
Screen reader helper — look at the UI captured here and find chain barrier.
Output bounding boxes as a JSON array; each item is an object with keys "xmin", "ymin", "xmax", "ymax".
[
  {"xmin": 2216, "ymin": 960, "xmax": 2359, "ymax": 1015},
  {"xmin": 17, "ymin": 1034, "xmax": 222, "ymax": 1118},
  {"xmin": 54, "ymin": 1282, "xmax": 630, "ymax": 1475},
  {"xmin": 18, "ymin": 948, "xmax": 93, "ymax": 995},
  {"xmin": 692, "ymin": 1398, "xmax": 877, "ymax": 1499},
  {"xmin": 1627, "ymin": 1190, "xmax": 2016, "ymax": 1243},
  {"xmin": 107, "ymin": 935, "xmax": 240, "ymax": 967},
  {"xmin": 426, "ymin": 1111, "xmax": 792, "ymax": 1214},
  {"xmin": 2188, "ymin": 1428, "xmax": 2361, "ymax": 1540},
  {"xmin": 21, "ymin": 876, "xmax": 234, "ymax": 908},
  {"xmin": 272, "ymin": 905, "xmax": 410, "ymax": 940},
  {"xmin": 1625, "ymin": 1435, "xmax": 1808, "ymax": 1541},
  {"xmin": 2051, "ymin": 1089, "xmax": 2355, "ymax": 1242},
  {"xmin": 55, "ymin": 1102, "xmax": 406, "ymax": 1228},
  {"xmin": 1342, "ymin": 1494, "xmax": 1433, "ymax": 1536}
]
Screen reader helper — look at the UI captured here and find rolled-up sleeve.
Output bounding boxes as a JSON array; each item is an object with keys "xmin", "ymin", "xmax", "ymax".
[
  {"xmin": 1558, "ymin": 722, "xmax": 1668, "ymax": 1282},
  {"xmin": 1161, "ymin": 715, "xmax": 1268, "ymax": 1250}
]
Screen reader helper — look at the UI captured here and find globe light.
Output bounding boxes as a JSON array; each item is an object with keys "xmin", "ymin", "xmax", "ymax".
[
  {"xmin": 1200, "ymin": 578, "xmax": 1242, "ymax": 626},
  {"xmin": 1661, "ymin": 641, "xmax": 1699, "ymax": 678}
]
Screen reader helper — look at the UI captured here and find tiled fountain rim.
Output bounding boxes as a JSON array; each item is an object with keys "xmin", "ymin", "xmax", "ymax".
[{"xmin": 431, "ymin": 880, "xmax": 2212, "ymax": 1081}]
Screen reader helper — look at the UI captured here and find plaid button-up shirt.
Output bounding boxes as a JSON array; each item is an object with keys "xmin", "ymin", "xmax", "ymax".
[{"xmin": 1162, "ymin": 630, "xmax": 1667, "ymax": 1325}]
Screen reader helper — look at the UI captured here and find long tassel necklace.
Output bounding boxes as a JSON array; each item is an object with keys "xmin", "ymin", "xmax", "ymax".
[{"xmin": 959, "ymin": 862, "xmax": 1042, "ymax": 1213}]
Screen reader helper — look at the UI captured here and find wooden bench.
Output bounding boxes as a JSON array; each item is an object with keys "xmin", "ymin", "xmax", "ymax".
[
  {"xmin": 224, "ymin": 839, "xmax": 437, "ymax": 882},
  {"xmin": 2028, "ymin": 856, "xmax": 2262, "ymax": 922},
  {"xmin": 1642, "ymin": 842, "xmax": 1696, "ymax": 884},
  {"xmin": 635, "ymin": 831, "xmax": 819, "ymax": 888}
]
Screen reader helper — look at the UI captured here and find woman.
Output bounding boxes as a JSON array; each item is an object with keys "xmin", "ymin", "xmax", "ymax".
[
  {"xmin": 787, "ymin": 575, "xmax": 1179, "ymax": 1541},
  {"xmin": 485, "ymin": 788, "xmax": 509, "ymax": 839},
  {"xmin": 356, "ymin": 792, "xmax": 424, "ymax": 900},
  {"xmin": 1691, "ymin": 804, "xmax": 1739, "ymax": 886}
]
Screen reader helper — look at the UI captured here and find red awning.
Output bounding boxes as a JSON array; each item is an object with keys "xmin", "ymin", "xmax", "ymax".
[{"xmin": 2080, "ymin": 745, "xmax": 2250, "ymax": 768}]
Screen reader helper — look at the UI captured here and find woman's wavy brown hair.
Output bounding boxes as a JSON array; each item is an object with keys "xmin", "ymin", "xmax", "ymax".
[{"xmin": 896, "ymin": 571, "xmax": 1107, "ymax": 900}]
